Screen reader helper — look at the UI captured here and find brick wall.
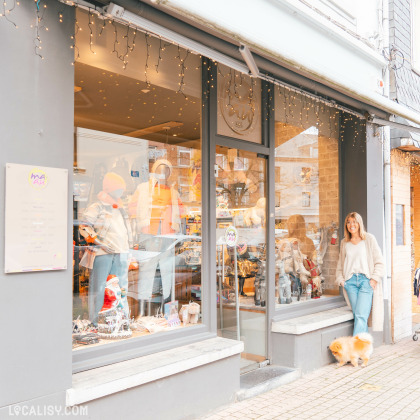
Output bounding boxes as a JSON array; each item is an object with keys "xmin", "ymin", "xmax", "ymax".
[
  {"xmin": 411, "ymin": 168, "xmax": 420, "ymax": 313},
  {"xmin": 391, "ymin": 149, "xmax": 413, "ymax": 341},
  {"xmin": 274, "ymin": 122, "xmax": 340, "ymax": 294},
  {"xmin": 318, "ymin": 135, "xmax": 340, "ymax": 293}
]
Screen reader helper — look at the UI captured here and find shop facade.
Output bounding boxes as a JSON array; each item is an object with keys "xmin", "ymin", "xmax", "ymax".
[{"xmin": 0, "ymin": 1, "xmax": 402, "ymax": 419}]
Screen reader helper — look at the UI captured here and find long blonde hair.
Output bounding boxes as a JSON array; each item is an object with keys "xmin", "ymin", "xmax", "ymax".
[{"xmin": 344, "ymin": 212, "xmax": 366, "ymax": 241}]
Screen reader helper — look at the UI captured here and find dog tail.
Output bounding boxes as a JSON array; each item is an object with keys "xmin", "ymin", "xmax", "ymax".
[{"xmin": 354, "ymin": 333, "xmax": 373, "ymax": 344}]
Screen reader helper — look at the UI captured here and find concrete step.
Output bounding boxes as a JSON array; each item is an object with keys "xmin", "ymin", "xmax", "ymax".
[{"xmin": 236, "ymin": 365, "xmax": 301, "ymax": 401}]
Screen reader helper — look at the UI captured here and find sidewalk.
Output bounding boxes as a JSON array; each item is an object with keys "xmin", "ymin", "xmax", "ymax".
[{"xmin": 201, "ymin": 336, "xmax": 420, "ymax": 420}]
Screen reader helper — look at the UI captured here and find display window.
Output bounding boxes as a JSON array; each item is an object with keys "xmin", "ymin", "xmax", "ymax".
[
  {"xmin": 72, "ymin": 9, "xmax": 202, "ymax": 349},
  {"xmin": 274, "ymin": 86, "xmax": 340, "ymax": 308}
]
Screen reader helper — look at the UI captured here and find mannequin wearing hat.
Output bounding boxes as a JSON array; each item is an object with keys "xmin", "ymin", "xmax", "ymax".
[
  {"xmin": 133, "ymin": 159, "xmax": 185, "ymax": 304},
  {"xmin": 79, "ymin": 172, "xmax": 133, "ymax": 324}
]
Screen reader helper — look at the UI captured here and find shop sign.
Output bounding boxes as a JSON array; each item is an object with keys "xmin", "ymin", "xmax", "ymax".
[{"xmin": 224, "ymin": 226, "xmax": 238, "ymax": 247}]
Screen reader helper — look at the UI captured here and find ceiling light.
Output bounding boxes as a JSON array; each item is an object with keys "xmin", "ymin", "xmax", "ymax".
[
  {"xmin": 141, "ymin": 89, "xmax": 150, "ymax": 93},
  {"xmin": 74, "ymin": 86, "xmax": 82, "ymax": 93}
]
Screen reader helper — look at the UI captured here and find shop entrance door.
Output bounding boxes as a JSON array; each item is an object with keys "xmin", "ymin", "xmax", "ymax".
[{"xmin": 215, "ymin": 146, "xmax": 267, "ymax": 372}]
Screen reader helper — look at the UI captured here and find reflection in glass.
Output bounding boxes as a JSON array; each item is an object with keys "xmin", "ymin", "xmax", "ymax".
[
  {"xmin": 216, "ymin": 147, "xmax": 267, "ymax": 370},
  {"xmin": 274, "ymin": 86, "xmax": 340, "ymax": 307}
]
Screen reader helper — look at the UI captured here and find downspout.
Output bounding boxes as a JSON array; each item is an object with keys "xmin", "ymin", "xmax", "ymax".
[{"xmin": 381, "ymin": 0, "xmax": 392, "ymax": 344}]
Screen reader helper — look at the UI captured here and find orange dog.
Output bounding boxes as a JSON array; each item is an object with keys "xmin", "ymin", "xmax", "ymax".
[{"xmin": 329, "ymin": 333, "xmax": 373, "ymax": 367}]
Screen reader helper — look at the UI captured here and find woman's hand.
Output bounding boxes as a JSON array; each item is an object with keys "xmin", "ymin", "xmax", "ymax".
[{"xmin": 369, "ymin": 279, "xmax": 377, "ymax": 290}]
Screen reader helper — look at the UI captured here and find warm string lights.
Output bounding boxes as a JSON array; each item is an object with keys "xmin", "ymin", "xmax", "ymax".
[
  {"xmin": 33, "ymin": 0, "xmax": 48, "ymax": 60},
  {"xmin": 177, "ymin": 45, "xmax": 190, "ymax": 97},
  {"xmin": 0, "ymin": 0, "xmax": 18, "ymax": 27},
  {"xmin": 3, "ymin": 0, "xmax": 377, "ymax": 149},
  {"xmin": 110, "ymin": 19, "xmax": 137, "ymax": 69},
  {"xmin": 276, "ymin": 84, "xmax": 346, "ymax": 143},
  {"xmin": 87, "ymin": 8, "xmax": 95, "ymax": 54},
  {"xmin": 144, "ymin": 31, "xmax": 151, "ymax": 87},
  {"xmin": 218, "ymin": 65, "xmax": 256, "ymax": 118},
  {"xmin": 155, "ymin": 38, "xmax": 168, "ymax": 73},
  {"xmin": 70, "ymin": 10, "xmax": 80, "ymax": 65}
]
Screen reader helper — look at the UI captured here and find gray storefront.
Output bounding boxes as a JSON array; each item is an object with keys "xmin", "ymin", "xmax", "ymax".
[{"xmin": 0, "ymin": 1, "xmax": 387, "ymax": 419}]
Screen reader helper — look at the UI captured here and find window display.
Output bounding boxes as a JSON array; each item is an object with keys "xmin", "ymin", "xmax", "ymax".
[
  {"xmin": 274, "ymin": 86, "xmax": 340, "ymax": 307},
  {"xmin": 72, "ymin": 9, "xmax": 202, "ymax": 349}
]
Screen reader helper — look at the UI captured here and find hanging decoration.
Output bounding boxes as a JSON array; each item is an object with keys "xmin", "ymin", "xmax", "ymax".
[
  {"xmin": 0, "ymin": 0, "xmax": 18, "ymax": 27},
  {"xmin": 34, "ymin": 0, "xmax": 48, "ymax": 60},
  {"xmin": 0, "ymin": 0, "xmax": 390, "ymax": 152}
]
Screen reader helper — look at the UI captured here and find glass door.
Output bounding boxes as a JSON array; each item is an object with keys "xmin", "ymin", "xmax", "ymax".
[{"xmin": 215, "ymin": 146, "xmax": 267, "ymax": 372}]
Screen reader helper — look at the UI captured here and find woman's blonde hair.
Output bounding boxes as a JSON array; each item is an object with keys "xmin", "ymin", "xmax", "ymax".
[{"xmin": 344, "ymin": 212, "xmax": 367, "ymax": 241}]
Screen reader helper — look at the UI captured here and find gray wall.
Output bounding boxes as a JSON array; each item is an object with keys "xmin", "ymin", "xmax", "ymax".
[
  {"xmin": 340, "ymin": 117, "xmax": 385, "ymax": 244},
  {"xmin": 366, "ymin": 123, "xmax": 385, "ymax": 249},
  {"xmin": 389, "ymin": 0, "xmax": 420, "ymax": 112},
  {"xmin": 340, "ymin": 114, "xmax": 367, "ymax": 233},
  {"xmin": 0, "ymin": 0, "xmax": 74, "ymax": 407}
]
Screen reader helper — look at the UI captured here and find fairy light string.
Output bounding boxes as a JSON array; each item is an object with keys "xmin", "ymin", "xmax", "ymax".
[
  {"xmin": 33, "ymin": 0, "xmax": 48, "ymax": 60},
  {"xmin": 1, "ymin": 0, "xmax": 391, "ymax": 153},
  {"xmin": 0, "ymin": 0, "xmax": 18, "ymax": 27},
  {"xmin": 144, "ymin": 31, "xmax": 151, "ymax": 88}
]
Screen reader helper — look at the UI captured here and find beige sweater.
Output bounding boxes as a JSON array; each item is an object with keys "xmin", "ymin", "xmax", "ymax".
[{"xmin": 335, "ymin": 233, "xmax": 385, "ymax": 331}]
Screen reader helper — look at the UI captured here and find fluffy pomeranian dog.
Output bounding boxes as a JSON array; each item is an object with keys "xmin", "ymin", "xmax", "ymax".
[{"xmin": 329, "ymin": 333, "xmax": 373, "ymax": 367}]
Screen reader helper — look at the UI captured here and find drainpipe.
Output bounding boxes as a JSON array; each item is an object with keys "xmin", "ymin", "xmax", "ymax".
[{"xmin": 381, "ymin": 0, "xmax": 392, "ymax": 344}]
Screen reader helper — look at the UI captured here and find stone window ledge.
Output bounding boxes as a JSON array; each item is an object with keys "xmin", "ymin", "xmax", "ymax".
[
  {"xmin": 67, "ymin": 337, "xmax": 243, "ymax": 407},
  {"xmin": 271, "ymin": 306, "xmax": 353, "ymax": 335}
]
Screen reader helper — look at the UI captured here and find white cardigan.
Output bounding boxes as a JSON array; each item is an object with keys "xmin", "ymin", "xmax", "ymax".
[{"xmin": 335, "ymin": 233, "xmax": 385, "ymax": 331}]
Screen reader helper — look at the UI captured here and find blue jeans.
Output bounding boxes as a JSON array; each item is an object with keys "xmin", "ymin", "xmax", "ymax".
[
  {"xmin": 344, "ymin": 273, "xmax": 373, "ymax": 336},
  {"xmin": 89, "ymin": 253, "xmax": 129, "ymax": 323}
]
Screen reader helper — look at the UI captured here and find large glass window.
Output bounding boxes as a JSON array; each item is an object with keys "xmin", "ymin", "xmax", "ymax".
[
  {"xmin": 72, "ymin": 9, "xmax": 202, "ymax": 349},
  {"xmin": 274, "ymin": 86, "xmax": 340, "ymax": 308}
]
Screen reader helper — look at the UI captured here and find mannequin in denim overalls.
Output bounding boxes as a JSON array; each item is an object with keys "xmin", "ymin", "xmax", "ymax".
[{"xmin": 79, "ymin": 172, "xmax": 132, "ymax": 324}]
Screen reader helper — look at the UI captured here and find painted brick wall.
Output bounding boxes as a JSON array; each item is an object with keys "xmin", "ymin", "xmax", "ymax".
[
  {"xmin": 391, "ymin": 150, "xmax": 413, "ymax": 341},
  {"xmin": 389, "ymin": 0, "xmax": 420, "ymax": 111},
  {"xmin": 411, "ymin": 171, "xmax": 420, "ymax": 313},
  {"xmin": 274, "ymin": 123, "xmax": 340, "ymax": 294},
  {"xmin": 318, "ymin": 135, "xmax": 340, "ymax": 293}
]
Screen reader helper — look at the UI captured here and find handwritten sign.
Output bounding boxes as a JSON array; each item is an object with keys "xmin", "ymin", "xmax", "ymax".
[{"xmin": 5, "ymin": 163, "xmax": 68, "ymax": 273}]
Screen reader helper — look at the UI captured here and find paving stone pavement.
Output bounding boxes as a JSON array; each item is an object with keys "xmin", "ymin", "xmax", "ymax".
[{"xmin": 201, "ymin": 336, "xmax": 420, "ymax": 420}]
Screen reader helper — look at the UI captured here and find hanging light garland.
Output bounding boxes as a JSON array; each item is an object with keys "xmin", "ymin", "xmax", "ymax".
[
  {"xmin": 0, "ymin": 0, "xmax": 18, "ymax": 27},
  {"xmin": 0, "ymin": 0, "xmax": 395, "ymax": 154}
]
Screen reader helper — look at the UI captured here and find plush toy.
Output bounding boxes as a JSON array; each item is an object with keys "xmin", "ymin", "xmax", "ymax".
[
  {"xmin": 244, "ymin": 197, "xmax": 266, "ymax": 227},
  {"xmin": 179, "ymin": 304, "xmax": 189, "ymax": 325},
  {"xmin": 188, "ymin": 302, "xmax": 200, "ymax": 324},
  {"xmin": 178, "ymin": 302, "xmax": 201, "ymax": 324}
]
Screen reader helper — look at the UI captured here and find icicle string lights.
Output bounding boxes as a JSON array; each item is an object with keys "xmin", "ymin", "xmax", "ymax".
[
  {"xmin": 177, "ymin": 46, "xmax": 190, "ymax": 97},
  {"xmin": 0, "ymin": 0, "xmax": 18, "ymax": 27},
  {"xmin": 34, "ymin": 0, "xmax": 48, "ymax": 60}
]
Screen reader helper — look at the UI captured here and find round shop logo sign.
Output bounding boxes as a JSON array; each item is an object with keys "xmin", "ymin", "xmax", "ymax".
[
  {"xmin": 219, "ymin": 75, "xmax": 259, "ymax": 136},
  {"xmin": 225, "ymin": 226, "xmax": 238, "ymax": 247},
  {"xmin": 28, "ymin": 168, "xmax": 48, "ymax": 189}
]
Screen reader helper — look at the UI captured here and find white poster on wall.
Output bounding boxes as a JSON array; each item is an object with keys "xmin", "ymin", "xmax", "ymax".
[{"xmin": 5, "ymin": 163, "xmax": 68, "ymax": 273}]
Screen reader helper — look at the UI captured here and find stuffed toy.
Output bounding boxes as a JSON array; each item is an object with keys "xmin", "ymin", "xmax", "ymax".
[
  {"xmin": 188, "ymin": 302, "xmax": 201, "ymax": 324},
  {"xmin": 244, "ymin": 197, "xmax": 266, "ymax": 227},
  {"xmin": 178, "ymin": 302, "xmax": 201, "ymax": 324}
]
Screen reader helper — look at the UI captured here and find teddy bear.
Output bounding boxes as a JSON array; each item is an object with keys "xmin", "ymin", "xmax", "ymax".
[
  {"xmin": 244, "ymin": 197, "xmax": 266, "ymax": 227},
  {"xmin": 179, "ymin": 301, "xmax": 201, "ymax": 325}
]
